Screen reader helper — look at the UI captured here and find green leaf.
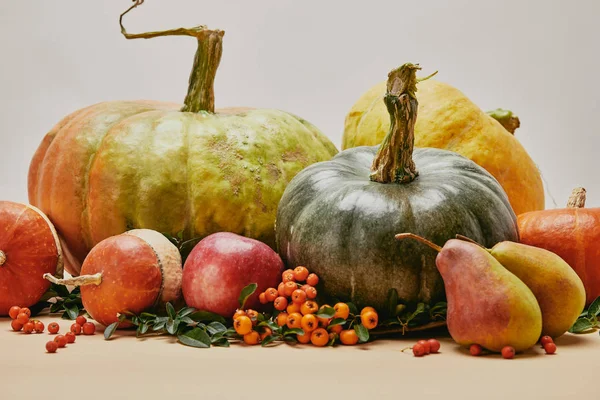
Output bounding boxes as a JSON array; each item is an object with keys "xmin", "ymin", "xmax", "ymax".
[
  {"xmin": 180, "ymin": 316, "xmax": 196, "ymax": 325},
  {"xmin": 315, "ymin": 306, "xmax": 336, "ymax": 319},
  {"xmin": 238, "ymin": 283, "xmax": 258, "ymax": 309},
  {"xmin": 166, "ymin": 303, "xmax": 176, "ymax": 319},
  {"xmin": 188, "ymin": 311, "xmax": 226, "ymax": 324},
  {"xmin": 258, "ymin": 320, "xmax": 279, "ymax": 331},
  {"xmin": 139, "ymin": 323, "xmax": 149, "ymax": 335},
  {"xmin": 212, "ymin": 338, "xmax": 230, "ymax": 347},
  {"xmin": 347, "ymin": 302, "xmax": 359, "ymax": 316},
  {"xmin": 588, "ymin": 297, "xmax": 600, "ymax": 318},
  {"xmin": 569, "ymin": 318, "xmax": 595, "ymax": 333},
  {"xmin": 104, "ymin": 322, "xmax": 119, "ymax": 340},
  {"xmin": 328, "ymin": 318, "xmax": 346, "ymax": 327},
  {"xmin": 63, "ymin": 304, "xmax": 79, "ymax": 320},
  {"xmin": 283, "ymin": 328, "xmax": 305, "ymax": 336},
  {"xmin": 177, "ymin": 307, "xmax": 196, "ymax": 318},
  {"xmin": 50, "ymin": 283, "xmax": 71, "ymax": 298},
  {"xmin": 178, "ymin": 328, "xmax": 211, "ymax": 348},
  {"xmin": 49, "ymin": 302, "xmax": 62, "ymax": 313},
  {"xmin": 386, "ymin": 288, "xmax": 399, "ymax": 316},
  {"xmin": 206, "ymin": 321, "xmax": 228, "ymax": 335},
  {"xmin": 261, "ymin": 335, "xmax": 279, "ymax": 347},
  {"xmin": 166, "ymin": 319, "xmax": 179, "ymax": 335},
  {"xmin": 354, "ymin": 324, "xmax": 369, "ymax": 343},
  {"xmin": 405, "ymin": 303, "xmax": 425, "ymax": 324}
]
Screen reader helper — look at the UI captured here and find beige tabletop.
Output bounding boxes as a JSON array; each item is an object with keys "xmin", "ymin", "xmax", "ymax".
[{"xmin": 1, "ymin": 314, "xmax": 597, "ymax": 400}]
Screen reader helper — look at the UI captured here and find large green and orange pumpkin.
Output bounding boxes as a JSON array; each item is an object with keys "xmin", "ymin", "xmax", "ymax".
[
  {"xmin": 276, "ymin": 64, "xmax": 519, "ymax": 310},
  {"xmin": 28, "ymin": 4, "xmax": 337, "ymax": 275}
]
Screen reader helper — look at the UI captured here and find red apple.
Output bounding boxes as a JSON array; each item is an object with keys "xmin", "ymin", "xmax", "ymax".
[{"xmin": 182, "ymin": 232, "xmax": 283, "ymax": 316}]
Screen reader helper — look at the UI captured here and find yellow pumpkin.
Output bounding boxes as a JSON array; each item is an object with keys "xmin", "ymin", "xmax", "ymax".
[{"xmin": 343, "ymin": 79, "xmax": 544, "ymax": 215}]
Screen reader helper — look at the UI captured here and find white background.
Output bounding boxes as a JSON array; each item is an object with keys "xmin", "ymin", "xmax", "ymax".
[{"xmin": 0, "ymin": 0, "xmax": 598, "ymax": 208}]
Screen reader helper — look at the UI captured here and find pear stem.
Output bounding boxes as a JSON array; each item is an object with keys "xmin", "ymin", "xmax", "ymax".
[
  {"xmin": 454, "ymin": 234, "xmax": 487, "ymax": 250},
  {"xmin": 487, "ymin": 109, "xmax": 520, "ymax": 134},
  {"xmin": 0, "ymin": 250, "xmax": 5, "ymax": 266},
  {"xmin": 394, "ymin": 233, "xmax": 442, "ymax": 252},
  {"xmin": 43, "ymin": 272, "xmax": 102, "ymax": 287},
  {"xmin": 567, "ymin": 187, "xmax": 586, "ymax": 208}
]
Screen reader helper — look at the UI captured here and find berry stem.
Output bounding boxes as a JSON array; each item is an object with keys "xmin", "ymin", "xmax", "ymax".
[{"xmin": 43, "ymin": 272, "xmax": 102, "ymax": 287}]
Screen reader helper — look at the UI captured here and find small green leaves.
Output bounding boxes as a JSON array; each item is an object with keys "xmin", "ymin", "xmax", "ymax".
[
  {"xmin": 588, "ymin": 297, "xmax": 600, "ymax": 319},
  {"xmin": 178, "ymin": 328, "xmax": 211, "ymax": 348},
  {"xmin": 261, "ymin": 334, "xmax": 279, "ymax": 347},
  {"xmin": 569, "ymin": 296, "xmax": 600, "ymax": 334},
  {"xmin": 315, "ymin": 306, "xmax": 335, "ymax": 319},
  {"xmin": 328, "ymin": 318, "xmax": 346, "ymax": 327},
  {"xmin": 188, "ymin": 310, "xmax": 226, "ymax": 324},
  {"xmin": 283, "ymin": 328, "xmax": 305, "ymax": 336},
  {"xmin": 238, "ymin": 283, "xmax": 258, "ymax": 309},
  {"xmin": 206, "ymin": 321, "xmax": 227, "ymax": 335},
  {"xmin": 166, "ymin": 302, "xmax": 176, "ymax": 319},
  {"xmin": 569, "ymin": 318, "xmax": 595, "ymax": 333},
  {"xmin": 354, "ymin": 324, "xmax": 369, "ymax": 343},
  {"xmin": 104, "ymin": 314, "xmax": 127, "ymax": 340},
  {"xmin": 38, "ymin": 284, "xmax": 85, "ymax": 320}
]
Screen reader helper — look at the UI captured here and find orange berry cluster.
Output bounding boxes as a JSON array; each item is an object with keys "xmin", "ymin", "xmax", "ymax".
[
  {"xmin": 8, "ymin": 305, "xmax": 96, "ymax": 353},
  {"xmin": 412, "ymin": 339, "xmax": 441, "ymax": 357}
]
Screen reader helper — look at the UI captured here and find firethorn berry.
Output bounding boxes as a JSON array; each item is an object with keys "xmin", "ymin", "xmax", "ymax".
[
  {"xmin": 428, "ymin": 339, "xmax": 441, "ymax": 353},
  {"xmin": 502, "ymin": 346, "xmax": 515, "ymax": 359},
  {"xmin": 276, "ymin": 312, "xmax": 289, "ymax": 327},
  {"xmin": 243, "ymin": 331, "xmax": 261, "ymax": 345},
  {"xmin": 16, "ymin": 312, "xmax": 30, "ymax": 325},
  {"xmin": 317, "ymin": 317, "xmax": 330, "ymax": 329},
  {"xmin": 45, "ymin": 341, "xmax": 58, "ymax": 353},
  {"xmin": 54, "ymin": 335, "xmax": 67, "ymax": 348},
  {"xmin": 258, "ymin": 292, "xmax": 268, "ymax": 304},
  {"xmin": 544, "ymin": 342, "xmax": 557, "ymax": 354},
  {"xmin": 333, "ymin": 303, "xmax": 350, "ymax": 320},
  {"xmin": 11, "ymin": 320, "xmax": 23, "ymax": 332},
  {"xmin": 20, "ymin": 308, "xmax": 31, "ymax": 317},
  {"xmin": 274, "ymin": 296, "xmax": 288, "ymax": 311},
  {"xmin": 82, "ymin": 322, "xmax": 96, "ymax": 335},
  {"xmin": 417, "ymin": 340, "xmax": 431, "ymax": 355},
  {"xmin": 233, "ymin": 309, "xmax": 247, "ymax": 320},
  {"xmin": 259, "ymin": 327, "xmax": 273, "ymax": 341},
  {"xmin": 245, "ymin": 309, "xmax": 259, "ymax": 325},
  {"xmin": 297, "ymin": 332, "xmax": 312, "ymax": 344},
  {"xmin": 361, "ymin": 311, "xmax": 378, "ymax": 330},
  {"xmin": 286, "ymin": 302, "xmax": 302, "ymax": 314},
  {"xmin": 360, "ymin": 307, "xmax": 376, "ymax": 316},
  {"xmin": 234, "ymin": 316, "xmax": 253, "ymax": 335},
  {"xmin": 304, "ymin": 286, "xmax": 318, "ymax": 300},
  {"xmin": 277, "ymin": 283, "xmax": 286, "ymax": 297},
  {"xmin": 540, "ymin": 336, "xmax": 553, "ymax": 347},
  {"xmin": 413, "ymin": 343, "xmax": 426, "ymax": 357},
  {"xmin": 282, "ymin": 271, "xmax": 296, "ymax": 283},
  {"xmin": 282, "ymin": 269, "xmax": 294, "ymax": 280},
  {"xmin": 329, "ymin": 324, "xmax": 343, "ymax": 334},
  {"xmin": 23, "ymin": 322, "xmax": 35, "ymax": 334},
  {"xmin": 286, "ymin": 313, "xmax": 303, "ymax": 329},
  {"xmin": 311, "ymin": 328, "xmax": 329, "ymax": 347},
  {"xmin": 48, "ymin": 322, "xmax": 60, "ymax": 334},
  {"xmin": 265, "ymin": 288, "xmax": 278, "ymax": 302},
  {"xmin": 306, "ymin": 273, "xmax": 319, "ymax": 286},
  {"xmin": 301, "ymin": 314, "xmax": 318, "ymax": 333},
  {"xmin": 283, "ymin": 281, "xmax": 297, "ymax": 297},
  {"xmin": 8, "ymin": 306, "xmax": 21, "ymax": 320},
  {"xmin": 469, "ymin": 344, "xmax": 483, "ymax": 356},
  {"xmin": 34, "ymin": 321, "xmax": 45, "ymax": 333},
  {"xmin": 65, "ymin": 332, "xmax": 76, "ymax": 344},
  {"xmin": 300, "ymin": 301, "xmax": 319, "ymax": 315},
  {"xmin": 293, "ymin": 266, "xmax": 309, "ymax": 282},
  {"xmin": 340, "ymin": 329, "xmax": 359, "ymax": 345},
  {"xmin": 76, "ymin": 316, "xmax": 87, "ymax": 326},
  {"xmin": 70, "ymin": 323, "xmax": 82, "ymax": 335},
  {"xmin": 291, "ymin": 289, "xmax": 307, "ymax": 304}
]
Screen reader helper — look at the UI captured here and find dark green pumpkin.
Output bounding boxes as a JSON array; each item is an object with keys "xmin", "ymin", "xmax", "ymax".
[{"xmin": 275, "ymin": 64, "xmax": 518, "ymax": 310}]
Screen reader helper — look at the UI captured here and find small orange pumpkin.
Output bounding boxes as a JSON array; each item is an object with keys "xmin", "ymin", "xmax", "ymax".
[{"xmin": 518, "ymin": 188, "xmax": 600, "ymax": 305}]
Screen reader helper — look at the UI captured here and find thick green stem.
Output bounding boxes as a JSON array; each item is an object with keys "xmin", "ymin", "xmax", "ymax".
[
  {"xmin": 370, "ymin": 63, "xmax": 421, "ymax": 184},
  {"xmin": 487, "ymin": 109, "xmax": 520, "ymax": 134},
  {"xmin": 567, "ymin": 187, "xmax": 586, "ymax": 208},
  {"xmin": 43, "ymin": 272, "xmax": 102, "ymax": 287},
  {"xmin": 119, "ymin": 0, "xmax": 224, "ymax": 113},
  {"xmin": 0, "ymin": 250, "xmax": 5, "ymax": 266}
]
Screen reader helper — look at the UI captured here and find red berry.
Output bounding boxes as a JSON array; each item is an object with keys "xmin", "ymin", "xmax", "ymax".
[
  {"xmin": 540, "ymin": 335, "xmax": 553, "ymax": 347},
  {"xmin": 8, "ymin": 306, "xmax": 21, "ymax": 320},
  {"xmin": 544, "ymin": 342, "xmax": 557, "ymax": 354},
  {"xmin": 470, "ymin": 344, "xmax": 483, "ymax": 356},
  {"xmin": 23, "ymin": 322, "xmax": 35, "ymax": 334},
  {"xmin": 11, "ymin": 320, "xmax": 23, "ymax": 332},
  {"xmin": 70, "ymin": 323, "xmax": 82, "ymax": 335},
  {"xmin": 65, "ymin": 332, "xmax": 76, "ymax": 344},
  {"xmin": 417, "ymin": 340, "xmax": 431, "ymax": 354},
  {"xmin": 82, "ymin": 322, "xmax": 96, "ymax": 335},
  {"xmin": 16, "ymin": 313, "xmax": 29, "ymax": 325},
  {"xmin": 76, "ymin": 316, "xmax": 87, "ymax": 326},
  {"xmin": 20, "ymin": 308, "xmax": 31, "ymax": 317},
  {"xmin": 34, "ymin": 321, "xmax": 45, "ymax": 333},
  {"xmin": 45, "ymin": 341, "xmax": 58, "ymax": 353},
  {"xmin": 48, "ymin": 322, "xmax": 60, "ymax": 334},
  {"xmin": 427, "ymin": 339, "xmax": 441, "ymax": 353},
  {"xmin": 306, "ymin": 273, "xmax": 319, "ymax": 286},
  {"xmin": 54, "ymin": 335, "xmax": 67, "ymax": 348},
  {"xmin": 501, "ymin": 346, "xmax": 515, "ymax": 359},
  {"xmin": 413, "ymin": 343, "xmax": 426, "ymax": 357}
]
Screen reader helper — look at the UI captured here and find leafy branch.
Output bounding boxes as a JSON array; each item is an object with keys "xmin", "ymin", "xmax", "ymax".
[
  {"xmin": 569, "ymin": 296, "xmax": 600, "ymax": 334},
  {"xmin": 33, "ymin": 283, "xmax": 84, "ymax": 320}
]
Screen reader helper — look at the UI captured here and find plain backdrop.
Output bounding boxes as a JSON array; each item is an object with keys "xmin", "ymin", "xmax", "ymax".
[{"xmin": 0, "ymin": 0, "xmax": 598, "ymax": 208}]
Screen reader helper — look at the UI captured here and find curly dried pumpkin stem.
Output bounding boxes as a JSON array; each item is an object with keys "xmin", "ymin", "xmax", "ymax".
[
  {"xmin": 487, "ymin": 109, "xmax": 520, "ymax": 134},
  {"xmin": 370, "ymin": 63, "xmax": 435, "ymax": 184},
  {"xmin": 119, "ymin": 0, "xmax": 224, "ymax": 113},
  {"xmin": 567, "ymin": 187, "xmax": 586, "ymax": 208},
  {"xmin": 395, "ymin": 233, "xmax": 442, "ymax": 252},
  {"xmin": 0, "ymin": 250, "xmax": 6, "ymax": 266},
  {"xmin": 43, "ymin": 272, "xmax": 102, "ymax": 287}
]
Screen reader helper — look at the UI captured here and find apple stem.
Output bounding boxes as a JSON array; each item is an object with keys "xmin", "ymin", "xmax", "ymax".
[
  {"xmin": 394, "ymin": 233, "xmax": 442, "ymax": 252},
  {"xmin": 43, "ymin": 272, "xmax": 103, "ymax": 287},
  {"xmin": 0, "ymin": 250, "xmax": 5, "ymax": 266}
]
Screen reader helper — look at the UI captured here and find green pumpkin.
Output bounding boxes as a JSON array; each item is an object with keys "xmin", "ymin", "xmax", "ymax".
[
  {"xmin": 27, "ymin": 6, "xmax": 337, "ymax": 275},
  {"xmin": 276, "ymin": 64, "xmax": 518, "ymax": 310}
]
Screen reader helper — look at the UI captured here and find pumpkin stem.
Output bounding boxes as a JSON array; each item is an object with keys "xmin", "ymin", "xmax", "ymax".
[
  {"xmin": 43, "ymin": 272, "xmax": 102, "ymax": 287},
  {"xmin": 395, "ymin": 233, "xmax": 442, "ymax": 252},
  {"xmin": 567, "ymin": 187, "xmax": 586, "ymax": 208},
  {"xmin": 0, "ymin": 250, "xmax": 5, "ymax": 266},
  {"xmin": 119, "ymin": 0, "xmax": 224, "ymax": 113},
  {"xmin": 370, "ymin": 63, "xmax": 423, "ymax": 184},
  {"xmin": 487, "ymin": 109, "xmax": 520, "ymax": 134}
]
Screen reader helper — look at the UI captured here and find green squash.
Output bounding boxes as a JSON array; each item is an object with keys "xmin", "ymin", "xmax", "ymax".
[{"xmin": 276, "ymin": 64, "xmax": 518, "ymax": 310}]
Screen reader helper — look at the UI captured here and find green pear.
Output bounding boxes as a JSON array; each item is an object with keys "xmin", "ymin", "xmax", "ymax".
[{"xmin": 490, "ymin": 241, "xmax": 586, "ymax": 338}]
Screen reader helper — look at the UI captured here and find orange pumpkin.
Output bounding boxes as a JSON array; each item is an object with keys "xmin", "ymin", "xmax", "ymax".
[{"xmin": 518, "ymin": 188, "xmax": 599, "ymax": 305}]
